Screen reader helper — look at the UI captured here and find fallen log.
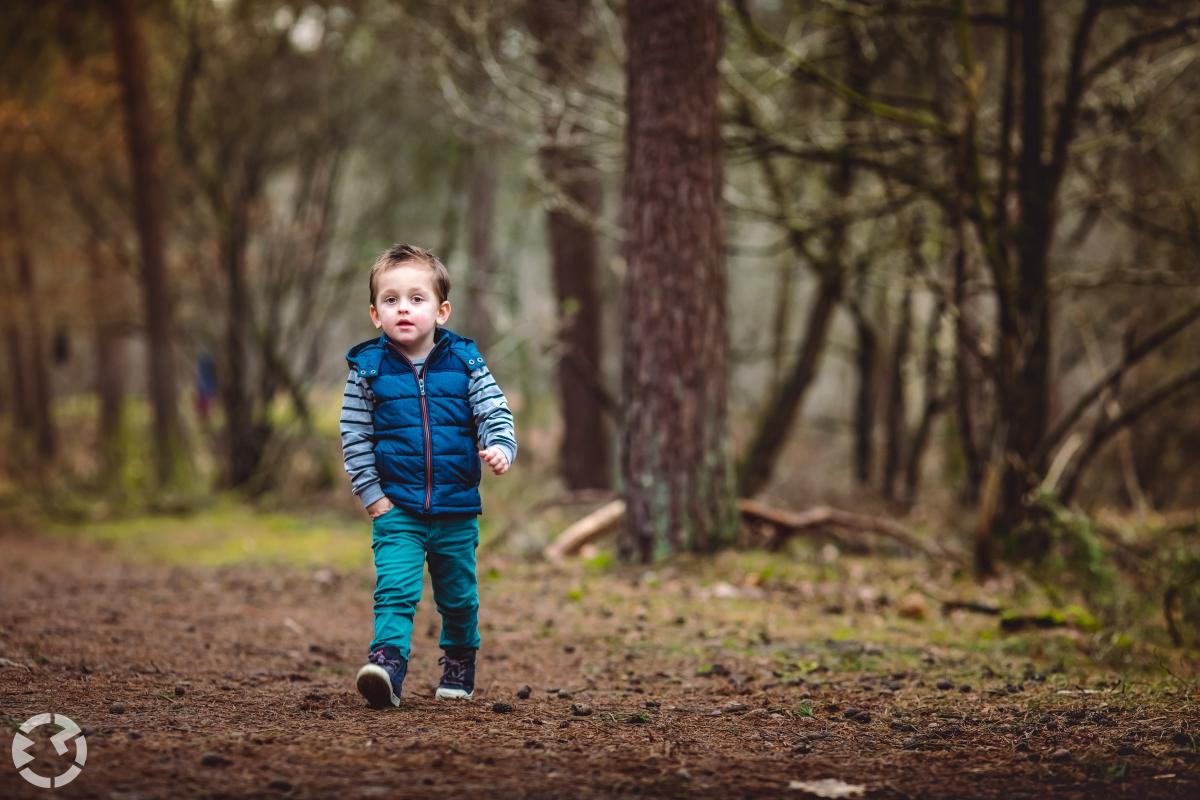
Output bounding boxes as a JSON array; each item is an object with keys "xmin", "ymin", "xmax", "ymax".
[
  {"xmin": 544, "ymin": 497, "xmax": 963, "ymax": 564},
  {"xmin": 737, "ymin": 499, "xmax": 958, "ymax": 562},
  {"xmin": 543, "ymin": 499, "xmax": 626, "ymax": 562}
]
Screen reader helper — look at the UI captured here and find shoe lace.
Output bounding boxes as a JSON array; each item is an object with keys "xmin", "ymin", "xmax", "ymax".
[
  {"xmin": 369, "ymin": 648, "xmax": 397, "ymax": 668},
  {"xmin": 438, "ymin": 654, "xmax": 468, "ymax": 685}
]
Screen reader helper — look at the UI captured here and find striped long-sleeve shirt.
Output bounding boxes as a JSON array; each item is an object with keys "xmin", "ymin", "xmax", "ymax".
[{"xmin": 339, "ymin": 356, "xmax": 517, "ymax": 508}]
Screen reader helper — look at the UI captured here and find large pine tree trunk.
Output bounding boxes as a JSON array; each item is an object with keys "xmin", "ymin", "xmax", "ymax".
[
  {"xmin": 109, "ymin": 0, "xmax": 178, "ymax": 485},
  {"xmin": 528, "ymin": 0, "xmax": 610, "ymax": 490},
  {"xmin": 620, "ymin": 0, "xmax": 735, "ymax": 561}
]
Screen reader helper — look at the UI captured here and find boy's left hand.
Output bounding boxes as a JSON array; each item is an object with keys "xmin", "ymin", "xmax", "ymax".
[{"xmin": 478, "ymin": 446, "xmax": 510, "ymax": 476}]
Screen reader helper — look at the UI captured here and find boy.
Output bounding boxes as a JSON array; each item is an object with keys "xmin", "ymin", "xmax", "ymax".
[{"xmin": 340, "ymin": 243, "xmax": 516, "ymax": 707}]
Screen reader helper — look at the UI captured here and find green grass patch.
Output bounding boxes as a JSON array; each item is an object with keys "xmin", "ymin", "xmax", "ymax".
[{"xmin": 42, "ymin": 496, "xmax": 369, "ymax": 570}]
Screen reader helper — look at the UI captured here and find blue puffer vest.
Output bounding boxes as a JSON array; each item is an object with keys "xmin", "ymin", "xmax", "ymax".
[{"xmin": 346, "ymin": 328, "xmax": 487, "ymax": 516}]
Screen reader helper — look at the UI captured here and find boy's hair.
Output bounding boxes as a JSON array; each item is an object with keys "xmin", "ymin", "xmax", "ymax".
[{"xmin": 369, "ymin": 244, "xmax": 451, "ymax": 304}]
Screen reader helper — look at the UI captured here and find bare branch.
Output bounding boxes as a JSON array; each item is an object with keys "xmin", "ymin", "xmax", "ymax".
[{"xmin": 1036, "ymin": 300, "xmax": 1200, "ymax": 465}]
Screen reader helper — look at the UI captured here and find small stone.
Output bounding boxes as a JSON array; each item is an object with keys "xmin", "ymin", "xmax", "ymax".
[
  {"xmin": 843, "ymin": 709, "xmax": 871, "ymax": 723},
  {"xmin": 1051, "ymin": 747, "xmax": 1071, "ymax": 762},
  {"xmin": 109, "ymin": 702, "xmax": 126, "ymax": 714},
  {"xmin": 644, "ymin": 700, "xmax": 661, "ymax": 709},
  {"xmin": 558, "ymin": 691, "xmax": 573, "ymax": 701},
  {"xmin": 524, "ymin": 739, "xmax": 544, "ymax": 748},
  {"xmin": 563, "ymin": 644, "xmax": 576, "ymax": 654},
  {"xmin": 201, "ymin": 752, "xmax": 232, "ymax": 767},
  {"xmin": 493, "ymin": 702, "xmax": 514, "ymax": 713},
  {"xmin": 935, "ymin": 680, "xmax": 953, "ymax": 690},
  {"xmin": 517, "ymin": 685, "xmax": 532, "ymax": 700},
  {"xmin": 959, "ymin": 684, "xmax": 972, "ymax": 693},
  {"xmin": 792, "ymin": 743, "xmax": 811, "ymax": 754},
  {"xmin": 321, "ymin": 710, "xmax": 336, "ymax": 720},
  {"xmin": 268, "ymin": 779, "xmax": 292, "ymax": 791},
  {"xmin": 570, "ymin": 703, "xmax": 592, "ymax": 716},
  {"xmin": 174, "ymin": 684, "xmax": 187, "ymax": 696}
]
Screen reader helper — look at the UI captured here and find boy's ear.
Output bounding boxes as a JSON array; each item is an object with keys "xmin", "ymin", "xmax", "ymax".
[
  {"xmin": 369, "ymin": 304, "xmax": 382, "ymax": 329},
  {"xmin": 437, "ymin": 300, "xmax": 452, "ymax": 325}
]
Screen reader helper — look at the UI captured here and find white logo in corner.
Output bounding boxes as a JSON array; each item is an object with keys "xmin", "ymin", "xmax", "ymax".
[{"xmin": 12, "ymin": 713, "xmax": 87, "ymax": 789}]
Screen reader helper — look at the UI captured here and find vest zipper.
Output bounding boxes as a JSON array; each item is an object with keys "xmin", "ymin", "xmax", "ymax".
[
  {"xmin": 388, "ymin": 337, "xmax": 446, "ymax": 513},
  {"xmin": 417, "ymin": 372, "xmax": 432, "ymax": 511}
]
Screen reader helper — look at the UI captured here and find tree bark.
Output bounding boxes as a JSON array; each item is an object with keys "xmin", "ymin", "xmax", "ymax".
[
  {"xmin": 5, "ymin": 173, "xmax": 56, "ymax": 462},
  {"xmin": 881, "ymin": 279, "xmax": 913, "ymax": 501},
  {"xmin": 464, "ymin": 146, "xmax": 498, "ymax": 353},
  {"xmin": 109, "ymin": 0, "xmax": 178, "ymax": 485},
  {"xmin": 528, "ymin": 0, "xmax": 611, "ymax": 490},
  {"xmin": 988, "ymin": 0, "xmax": 1100, "ymax": 559},
  {"xmin": 903, "ymin": 295, "xmax": 946, "ymax": 507},
  {"xmin": 620, "ymin": 0, "xmax": 735, "ymax": 560},
  {"xmin": 851, "ymin": 267, "xmax": 877, "ymax": 487},
  {"xmin": 90, "ymin": 233, "xmax": 126, "ymax": 472},
  {"xmin": 219, "ymin": 163, "xmax": 264, "ymax": 489}
]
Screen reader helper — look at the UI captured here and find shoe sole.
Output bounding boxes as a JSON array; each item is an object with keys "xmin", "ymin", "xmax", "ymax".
[
  {"xmin": 435, "ymin": 687, "xmax": 474, "ymax": 700},
  {"xmin": 356, "ymin": 664, "xmax": 400, "ymax": 708}
]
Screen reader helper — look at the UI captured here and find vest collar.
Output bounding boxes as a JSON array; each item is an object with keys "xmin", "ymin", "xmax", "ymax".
[{"xmin": 347, "ymin": 328, "xmax": 457, "ymax": 378}]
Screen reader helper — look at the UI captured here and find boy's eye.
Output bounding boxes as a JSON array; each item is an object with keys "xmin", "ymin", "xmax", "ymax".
[{"xmin": 412, "ymin": 296, "xmax": 423, "ymax": 303}]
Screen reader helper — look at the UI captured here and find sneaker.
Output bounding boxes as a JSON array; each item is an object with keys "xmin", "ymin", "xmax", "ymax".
[
  {"xmin": 435, "ymin": 647, "xmax": 476, "ymax": 700},
  {"xmin": 356, "ymin": 646, "xmax": 407, "ymax": 708}
]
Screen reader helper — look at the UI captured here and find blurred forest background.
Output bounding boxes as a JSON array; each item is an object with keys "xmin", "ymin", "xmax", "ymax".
[{"xmin": 1, "ymin": 1, "xmax": 1199, "ymax": 645}]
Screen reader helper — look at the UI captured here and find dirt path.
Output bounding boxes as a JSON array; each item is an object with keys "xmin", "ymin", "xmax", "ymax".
[{"xmin": 1, "ymin": 530, "xmax": 1197, "ymax": 799}]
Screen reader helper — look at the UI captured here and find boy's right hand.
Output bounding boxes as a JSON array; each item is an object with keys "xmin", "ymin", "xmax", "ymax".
[{"xmin": 366, "ymin": 497, "xmax": 394, "ymax": 519}]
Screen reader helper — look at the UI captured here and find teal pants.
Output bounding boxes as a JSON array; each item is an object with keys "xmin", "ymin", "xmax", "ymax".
[{"xmin": 369, "ymin": 507, "xmax": 481, "ymax": 659}]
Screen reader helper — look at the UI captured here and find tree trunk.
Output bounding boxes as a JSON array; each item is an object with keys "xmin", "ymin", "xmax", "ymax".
[
  {"xmin": 990, "ymin": 0, "xmax": 1057, "ymax": 557},
  {"xmin": 850, "ymin": 258, "xmax": 877, "ymax": 487},
  {"xmin": 464, "ymin": 146, "xmax": 498, "ymax": 353},
  {"xmin": 109, "ymin": 0, "xmax": 178, "ymax": 485},
  {"xmin": 739, "ymin": 273, "xmax": 841, "ymax": 498},
  {"xmin": 903, "ymin": 295, "xmax": 946, "ymax": 507},
  {"xmin": 5, "ymin": 174, "xmax": 56, "ymax": 462},
  {"xmin": 620, "ymin": 0, "xmax": 734, "ymax": 560},
  {"xmin": 881, "ymin": 280, "xmax": 913, "ymax": 501},
  {"xmin": 220, "ymin": 174, "xmax": 264, "ymax": 489},
  {"xmin": 528, "ymin": 0, "xmax": 611, "ymax": 490},
  {"xmin": 1, "ymin": 232, "xmax": 32, "ymax": 467},
  {"xmin": 91, "ymin": 234, "xmax": 126, "ymax": 473},
  {"xmin": 951, "ymin": 229, "xmax": 983, "ymax": 505}
]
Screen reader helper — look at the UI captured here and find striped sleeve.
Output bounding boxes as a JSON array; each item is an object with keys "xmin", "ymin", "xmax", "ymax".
[
  {"xmin": 469, "ymin": 364, "xmax": 517, "ymax": 466},
  {"xmin": 339, "ymin": 369, "xmax": 385, "ymax": 507}
]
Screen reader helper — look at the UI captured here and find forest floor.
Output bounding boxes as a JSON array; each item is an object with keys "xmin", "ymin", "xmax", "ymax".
[{"xmin": 1, "ymin": 518, "xmax": 1198, "ymax": 799}]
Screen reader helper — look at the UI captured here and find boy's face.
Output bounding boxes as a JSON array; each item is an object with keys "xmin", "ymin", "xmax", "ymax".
[{"xmin": 370, "ymin": 264, "xmax": 451, "ymax": 358}]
